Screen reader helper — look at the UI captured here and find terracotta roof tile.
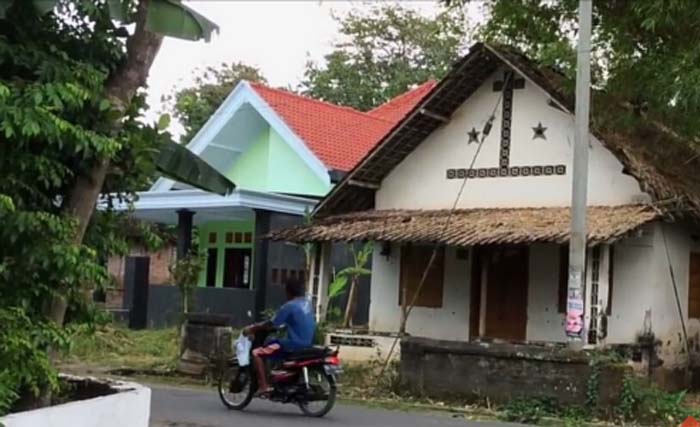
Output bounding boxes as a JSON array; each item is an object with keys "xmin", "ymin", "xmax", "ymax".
[
  {"xmin": 250, "ymin": 82, "xmax": 433, "ymax": 172},
  {"xmin": 368, "ymin": 81, "xmax": 437, "ymax": 122}
]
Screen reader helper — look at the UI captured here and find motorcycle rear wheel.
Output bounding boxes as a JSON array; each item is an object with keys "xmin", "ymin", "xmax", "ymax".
[
  {"xmin": 218, "ymin": 365, "xmax": 254, "ymax": 410},
  {"xmin": 298, "ymin": 369, "xmax": 337, "ymax": 417}
]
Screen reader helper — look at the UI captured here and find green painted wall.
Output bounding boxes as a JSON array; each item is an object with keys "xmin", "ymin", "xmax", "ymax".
[
  {"xmin": 198, "ymin": 220, "xmax": 255, "ymax": 288},
  {"xmin": 225, "ymin": 126, "xmax": 328, "ymax": 196},
  {"xmin": 267, "ymin": 128, "xmax": 328, "ymax": 196},
  {"xmin": 227, "ymin": 128, "xmax": 270, "ymax": 192}
]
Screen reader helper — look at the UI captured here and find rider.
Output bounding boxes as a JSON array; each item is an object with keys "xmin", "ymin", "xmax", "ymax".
[{"xmin": 243, "ymin": 278, "xmax": 316, "ymax": 396}]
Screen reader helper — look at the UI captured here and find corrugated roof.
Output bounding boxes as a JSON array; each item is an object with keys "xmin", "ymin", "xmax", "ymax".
[
  {"xmin": 250, "ymin": 82, "xmax": 433, "ymax": 172},
  {"xmin": 268, "ymin": 205, "xmax": 659, "ymax": 245}
]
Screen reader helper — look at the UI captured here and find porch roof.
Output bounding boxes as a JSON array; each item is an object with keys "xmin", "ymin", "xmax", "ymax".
[
  {"xmin": 109, "ymin": 188, "xmax": 317, "ymax": 225},
  {"xmin": 267, "ymin": 205, "xmax": 660, "ymax": 246}
]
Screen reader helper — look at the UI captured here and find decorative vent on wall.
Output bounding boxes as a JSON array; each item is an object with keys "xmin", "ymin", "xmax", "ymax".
[{"xmin": 329, "ymin": 334, "xmax": 375, "ymax": 348}]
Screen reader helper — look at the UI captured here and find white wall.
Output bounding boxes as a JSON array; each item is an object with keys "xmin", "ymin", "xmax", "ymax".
[
  {"xmin": 648, "ymin": 222, "xmax": 700, "ymax": 367},
  {"xmin": 369, "ymin": 243, "xmax": 471, "ymax": 341},
  {"xmin": 526, "ymin": 244, "xmax": 565, "ymax": 342},
  {"xmin": 368, "ymin": 226, "xmax": 700, "ymax": 350},
  {"xmin": 375, "ymin": 67, "xmax": 647, "ymax": 210},
  {"xmin": 0, "ymin": 378, "xmax": 150, "ymax": 427}
]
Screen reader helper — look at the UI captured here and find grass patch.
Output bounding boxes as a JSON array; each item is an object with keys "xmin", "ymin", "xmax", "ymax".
[{"xmin": 63, "ymin": 325, "xmax": 179, "ymax": 372}]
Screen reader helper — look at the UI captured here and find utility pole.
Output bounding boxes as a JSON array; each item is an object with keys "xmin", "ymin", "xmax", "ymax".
[{"xmin": 566, "ymin": 0, "xmax": 592, "ymax": 348}]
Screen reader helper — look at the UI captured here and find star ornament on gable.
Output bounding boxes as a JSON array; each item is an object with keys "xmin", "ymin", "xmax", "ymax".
[
  {"xmin": 532, "ymin": 122, "xmax": 548, "ymax": 140},
  {"xmin": 467, "ymin": 127, "xmax": 480, "ymax": 144}
]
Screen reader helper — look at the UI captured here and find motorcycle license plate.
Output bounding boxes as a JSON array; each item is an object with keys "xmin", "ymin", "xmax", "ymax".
[{"xmin": 323, "ymin": 365, "xmax": 342, "ymax": 376}]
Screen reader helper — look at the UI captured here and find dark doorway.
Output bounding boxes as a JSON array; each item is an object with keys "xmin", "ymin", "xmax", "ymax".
[
  {"xmin": 470, "ymin": 246, "xmax": 529, "ymax": 341},
  {"xmin": 205, "ymin": 248, "xmax": 217, "ymax": 287},
  {"xmin": 223, "ymin": 248, "xmax": 252, "ymax": 288}
]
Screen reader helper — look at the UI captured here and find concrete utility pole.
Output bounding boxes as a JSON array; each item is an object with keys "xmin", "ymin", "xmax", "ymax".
[{"xmin": 566, "ymin": 0, "xmax": 592, "ymax": 347}]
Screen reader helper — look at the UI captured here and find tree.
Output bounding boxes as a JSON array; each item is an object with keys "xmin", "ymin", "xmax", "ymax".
[
  {"xmin": 0, "ymin": 0, "xmax": 219, "ymax": 412},
  {"xmin": 164, "ymin": 62, "xmax": 267, "ymax": 143},
  {"xmin": 300, "ymin": 4, "xmax": 468, "ymax": 111},
  {"xmin": 465, "ymin": 0, "xmax": 700, "ymax": 141}
]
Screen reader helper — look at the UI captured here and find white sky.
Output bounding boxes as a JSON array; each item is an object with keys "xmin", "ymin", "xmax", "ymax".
[{"xmin": 145, "ymin": 1, "xmax": 451, "ymax": 136}]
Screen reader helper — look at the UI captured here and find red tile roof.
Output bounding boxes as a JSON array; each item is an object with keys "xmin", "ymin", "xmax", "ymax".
[
  {"xmin": 250, "ymin": 81, "xmax": 435, "ymax": 172},
  {"xmin": 368, "ymin": 81, "xmax": 437, "ymax": 123}
]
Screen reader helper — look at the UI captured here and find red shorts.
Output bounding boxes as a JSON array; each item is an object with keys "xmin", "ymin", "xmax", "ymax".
[{"xmin": 252, "ymin": 342, "xmax": 282, "ymax": 358}]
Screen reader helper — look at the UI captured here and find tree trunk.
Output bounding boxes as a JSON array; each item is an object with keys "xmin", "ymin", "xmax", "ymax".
[
  {"xmin": 342, "ymin": 277, "xmax": 358, "ymax": 328},
  {"xmin": 46, "ymin": 0, "xmax": 165, "ymax": 327}
]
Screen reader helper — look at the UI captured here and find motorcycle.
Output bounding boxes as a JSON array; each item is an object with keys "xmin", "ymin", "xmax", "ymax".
[{"xmin": 217, "ymin": 330, "xmax": 342, "ymax": 417}]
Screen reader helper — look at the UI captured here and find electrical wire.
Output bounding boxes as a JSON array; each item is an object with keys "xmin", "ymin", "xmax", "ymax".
[{"xmin": 376, "ymin": 72, "xmax": 513, "ymax": 382}]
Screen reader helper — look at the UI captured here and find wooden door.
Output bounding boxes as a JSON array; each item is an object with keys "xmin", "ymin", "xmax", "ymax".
[
  {"xmin": 483, "ymin": 246, "xmax": 529, "ymax": 341},
  {"xmin": 223, "ymin": 248, "xmax": 252, "ymax": 288}
]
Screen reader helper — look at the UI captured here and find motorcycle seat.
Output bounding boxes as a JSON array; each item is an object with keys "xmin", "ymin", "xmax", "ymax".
[{"xmin": 284, "ymin": 346, "xmax": 331, "ymax": 361}]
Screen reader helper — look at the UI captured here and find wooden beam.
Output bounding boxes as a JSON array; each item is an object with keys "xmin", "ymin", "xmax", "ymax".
[
  {"xmin": 419, "ymin": 108, "xmax": 450, "ymax": 123},
  {"xmin": 348, "ymin": 179, "xmax": 380, "ymax": 190}
]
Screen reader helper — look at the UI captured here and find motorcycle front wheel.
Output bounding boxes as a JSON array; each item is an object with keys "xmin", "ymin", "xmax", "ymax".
[
  {"xmin": 298, "ymin": 368, "xmax": 337, "ymax": 417},
  {"xmin": 218, "ymin": 365, "xmax": 254, "ymax": 410}
]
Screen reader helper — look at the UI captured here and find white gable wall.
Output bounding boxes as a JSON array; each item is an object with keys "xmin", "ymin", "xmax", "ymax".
[{"xmin": 375, "ymin": 67, "xmax": 647, "ymax": 210}]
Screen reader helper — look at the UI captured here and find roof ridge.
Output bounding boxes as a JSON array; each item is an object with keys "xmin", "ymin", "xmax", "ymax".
[
  {"xmin": 248, "ymin": 81, "xmax": 394, "ymax": 124},
  {"xmin": 368, "ymin": 80, "xmax": 438, "ymax": 114}
]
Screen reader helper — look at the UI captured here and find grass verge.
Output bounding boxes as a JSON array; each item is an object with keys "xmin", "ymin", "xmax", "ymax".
[{"xmin": 62, "ymin": 325, "xmax": 179, "ymax": 372}]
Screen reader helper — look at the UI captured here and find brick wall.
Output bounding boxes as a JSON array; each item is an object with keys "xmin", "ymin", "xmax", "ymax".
[{"xmin": 106, "ymin": 244, "xmax": 176, "ymax": 309}]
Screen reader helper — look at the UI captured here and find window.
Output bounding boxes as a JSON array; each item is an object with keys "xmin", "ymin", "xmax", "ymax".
[
  {"xmin": 689, "ymin": 253, "xmax": 700, "ymax": 319},
  {"xmin": 399, "ymin": 245, "xmax": 444, "ymax": 308},
  {"xmin": 271, "ymin": 268, "xmax": 279, "ymax": 284},
  {"xmin": 558, "ymin": 244, "xmax": 615, "ymax": 314},
  {"xmin": 208, "ymin": 232, "xmax": 217, "ymax": 244},
  {"xmin": 225, "ymin": 232, "xmax": 233, "ymax": 244},
  {"xmin": 234, "ymin": 232, "xmax": 243, "ymax": 243},
  {"xmin": 607, "ymin": 246, "xmax": 614, "ymax": 315},
  {"xmin": 222, "ymin": 248, "xmax": 252, "ymax": 288},
  {"xmin": 244, "ymin": 232, "xmax": 252, "ymax": 243}
]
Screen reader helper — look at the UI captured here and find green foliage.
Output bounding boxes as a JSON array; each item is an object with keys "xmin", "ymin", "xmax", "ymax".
[
  {"xmin": 328, "ymin": 242, "xmax": 373, "ymax": 301},
  {"xmin": 0, "ymin": 0, "xmax": 217, "ymax": 413},
  {"xmin": 474, "ymin": 0, "xmax": 700, "ymax": 142},
  {"xmin": 169, "ymin": 253, "xmax": 204, "ymax": 314},
  {"xmin": 163, "ymin": 62, "xmax": 266, "ymax": 143},
  {"xmin": 615, "ymin": 375, "xmax": 699, "ymax": 426},
  {"xmin": 499, "ymin": 396, "xmax": 558, "ymax": 424},
  {"xmin": 300, "ymin": 3, "xmax": 468, "ymax": 111},
  {"xmin": 0, "ymin": 308, "xmax": 68, "ymax": 414}
]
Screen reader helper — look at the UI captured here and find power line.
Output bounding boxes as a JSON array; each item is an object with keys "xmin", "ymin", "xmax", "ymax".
[{"xmin": 376, "ymin": 72, "xmax": 512, "ymax": 382}]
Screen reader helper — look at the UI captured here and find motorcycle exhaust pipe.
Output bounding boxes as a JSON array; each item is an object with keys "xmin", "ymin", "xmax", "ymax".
[{"xmin": 303, "ymin": 367, "xmax": 310, "ymax": 390}]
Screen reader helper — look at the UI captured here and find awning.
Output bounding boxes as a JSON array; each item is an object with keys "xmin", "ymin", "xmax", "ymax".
[
  {"xmin": 267, "ymin": 205, "xmax": 660, "ymax": 246},
  {"xmin": 108, "ymin": 188, "xmax": 317, "ymax": 225}
]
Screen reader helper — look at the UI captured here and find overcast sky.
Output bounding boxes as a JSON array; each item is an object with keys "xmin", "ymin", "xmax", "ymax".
[{"xmin": 145, "ymin": 1, "xmax": 449, "ymax": 136}]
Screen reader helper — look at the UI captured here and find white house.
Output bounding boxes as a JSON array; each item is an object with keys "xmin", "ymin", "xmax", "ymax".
[{"xmin": 271, "ymin": 44, "xmax": 700, "ymax": 388}]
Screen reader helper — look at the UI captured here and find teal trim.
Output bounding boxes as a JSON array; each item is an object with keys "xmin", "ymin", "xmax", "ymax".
[{"xmin": 198, "ymin": 220, "xmax": 255, "ymax": 288}]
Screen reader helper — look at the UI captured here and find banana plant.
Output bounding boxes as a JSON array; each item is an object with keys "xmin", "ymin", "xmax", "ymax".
[{"xmin": 327, "ymin": 242, "xmax": 373, "ymax": 328}]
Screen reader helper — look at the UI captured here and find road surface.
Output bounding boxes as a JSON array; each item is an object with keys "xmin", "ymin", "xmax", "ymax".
[{"xmin": 149, "ymin": 384, "xmax": 524, "ymax": 427}]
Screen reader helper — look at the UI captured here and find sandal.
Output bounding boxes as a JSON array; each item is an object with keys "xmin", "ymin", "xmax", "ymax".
[{"xmin": 254, "ymin": 387, "xmax": 274, "ymax": 398}]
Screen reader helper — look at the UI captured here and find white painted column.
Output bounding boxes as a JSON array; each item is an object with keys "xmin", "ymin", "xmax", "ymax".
[{"xmin": 315, "ymin": 242, "xmax": 332, "ymax": 321}]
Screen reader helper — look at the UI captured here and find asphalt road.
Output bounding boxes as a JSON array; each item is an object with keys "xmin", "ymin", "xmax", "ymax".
[{"xmin": 149, "ymin": 384, "xmax": 524, "ymax": 427}]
